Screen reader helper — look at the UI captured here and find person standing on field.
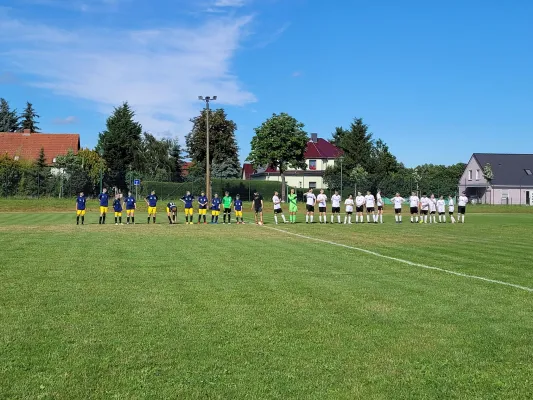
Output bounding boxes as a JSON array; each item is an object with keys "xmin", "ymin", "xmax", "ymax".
[
  {"xmin": 448, "ymin": 195, "xmax": 456, "ymax": 223},
  {"xmin": 305, "ymin": 189, "xmax": 316, "ymax": 224},
  {"xmin": 355, "ymin": 192, "xmax": 365, "ymax": 223},
  {"xmin": 197, "ymin": 192, "xmax": 208, "ymax": 224},
  {"xmin": 419, "ymin": 193, "xmax": 430, "ymax": 224},
  {"xmin": 331, "ymin": 190, "xmax": 341, "ymax": 223},
  {"xmin": 123, "ymin": 191, "xmax": 136, "ymax": 224},
  {"xmin": 113, "ymin": 194, "xmax": 123, "ymax": 225},
  {"xmin": 234, "ymin": 194, "xmax": 244, "ymax": 224},
  {"xmin": 288, "ymin": 188, "xmax": 298, "ymax": 224},
  {"xmin": 252, "ymin": 191, "xmax": 264, "ymax": 224},
  {"xmin": 344, "ymin": 194, "xmax": 354, "ymax": 224},
  {"xmin": 409, "ymin": 192, "xmax": 420, "ymax": 223},
  {"xmin": 376, "ymin": 190, "xmax": 384, "ymax": 224},
  {"xmin": 76, "ymin": 191, "xmax": 86, "ymax": 225},
  {"xmin": 437, "ymin": 195, "xmax": 446, "ymax": 223},
  {"xmin": 316, "ymin": 189, "xmax": 328, "ymax": 224},
  {"xmin": 222, "ymin": 191, "xmax": 233, "ymax": 224},
  {"xmin": 145, "ymin": 190, "xmax": 158, "ymax": 224},
  {"xmin": 458, "ymin": 192, "xmax": 468, "ymax": 223},
  {"xmin": 98, "ymin": 187, "xmax": 109, "ymax": 225},
  {"xmin": 272, "ymin": 191, "xmax": 287, "ymax": 224},
  {"xmin": 393, "ymin": 193, "xmax": 404, "ymax": 223},
  {"xmin": 365, "ymin": 191, "xmax": 376, "ymax": 223},
  {"xmin": 429, "ymin": 194, "xmax": 437, "ymax": 224},
  {"xmin": 181, "ymin": 191, "xmax": 195, "ymax": 225}
]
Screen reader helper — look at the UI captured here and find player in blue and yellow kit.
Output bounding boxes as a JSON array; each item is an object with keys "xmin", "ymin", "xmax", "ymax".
[
  {"xmin": 123, "ymin": 191, "xmax": 136, "ymax": 224},
  {"xmin": 166, "ymin": 202, "xmax": 178, "ymax": 224},
  {"xmin": 197, "ymin": 191, "xmax": 208, "ymax": 224},
  {"xmin": 234, "ymin": 194, "xmax": 244, "ymax": 224},
  {"xmin": 113, "ymin": 194, "xmax": 123, "ymax": 225},
  {"xmin": 98, "ymin": 187, "xmax": 109, "ymax": 224},
  {"xmin": 145, "ymin": 190, "xmax": 158, "ymax": 224},
  {"xmin": 210, "ymin": 193, "xmax": 221, "ymax": 224},
  {"xmin": 181, "ymin": 191, "xmax": 195, "ymax": 225},
  {"xmin": 76, "ymin": 191, "xmax": 86, "ymax": 225}
]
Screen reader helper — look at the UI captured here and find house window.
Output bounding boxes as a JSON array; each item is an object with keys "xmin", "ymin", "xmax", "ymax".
[
  {"xmin": 309, "ymin": 160, "xmax": 317, "ymax": 170},
  {"xmin": 14, "ymin": 156, "xmax": 19, "ymax": 161},
  {"xmin": 476, "ymin": 169, "xmax": 480, "ymax": 180},
  {"xmin": 468, "ymin": 170, "xmax": 472, "ymax": 180},
  {"xmin": 309, "ymin": 181, "xmax": 317, "ymax": 189},
  {"xmin": 53, "ymin": 158, "xmax": 57, "ymax": 163},
  {"xmin": 525, "ymin": 169, "xmax": 532, "ymax": 176}
]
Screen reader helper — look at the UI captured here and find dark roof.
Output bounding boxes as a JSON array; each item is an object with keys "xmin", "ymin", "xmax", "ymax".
[
  {"xmin": 0, "ymin": 130, "xmax": 80, "ymax": 166},
  {"xmin": 473, "ymin": 153, "xmax": 533, "ymax": 186},
  {"xmin": 251, "ymin": 170, "xmax": 325, "ymax": 178},
  {"xmin": 181, "ymin": 162, "xmax": 192, "ymax": 177},
  {"xmin": 305, "ymin": 138, "xmax": 342, "ymax": 159}
]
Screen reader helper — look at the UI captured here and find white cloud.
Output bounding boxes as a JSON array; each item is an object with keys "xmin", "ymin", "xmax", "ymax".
[
  {"xmin": 52, "ymin": 116, "xmax": 79, "ymax": 125},
  {"xmin": 214, "ymin": 0, "xmax": 247, "ymax": 7},
  {"xmin": 0, "ymin": 14, "xmax": 256, "ymax": 139}
]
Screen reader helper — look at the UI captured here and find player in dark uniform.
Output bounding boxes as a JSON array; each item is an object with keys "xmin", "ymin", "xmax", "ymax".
[
  {"xmin": 145, "ymin": 191, "xmax": 158, "ymax": 224},
  {"xmin": 113, "ymin": 194, "xmax": 123, "ymax": 225},
  {"xmin": 166, "ymin": 202, "xmax": 178, "ymax": 224},
  {"xmin": 197, "ymin": 192, "xmax": 208, "ymax": 224},
  {"xmin": 181, "ymin": 191, "xmax": 195, "ymax": 225},
  {"xmin": 252, "ymin": 191, "xmax": 264, "ymax": 225},
  {"xmin": 234, "ymin": 194, "xmax": 244, "ymax": 224},
  {"xmin": 210, "ymin": 194, "xmax": 221, "ymax": 224},
  {"xmin": 76, "ymin": 191, "xmax": 86, "ymax": 225}
]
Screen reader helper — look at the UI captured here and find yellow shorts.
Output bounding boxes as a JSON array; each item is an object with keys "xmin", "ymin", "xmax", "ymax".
[
  {"xmin": 99, "ymin": 206, "xmax": 108, "ymax": 214},
  {"xmin": 199, "ymin": 209, "xmax": 207, "ymax": 215},
  {"xmin": 212, "ymin": 210, "xmax": 220, "ymax": 216},
  {"xmin": 126, "ymin": 209, "xmax": 135, "ymax": 216},
  {"xmin": 76, "ymin": 210, "xmax": 86, "ymax": 216},
  {"xmin": 235, "ymin": 210, "xmax": 243, "ymax": 217},
  {"xmin": 148, "ymin": 207, "xmax": 157, "ymax": 214},
  {"xmin": 115, "ymin": 212, "xmax": 122, "ymax": 217},
  {"xmin": 185, "ymin": 208, "xmax": 193, "ymax": 216}
]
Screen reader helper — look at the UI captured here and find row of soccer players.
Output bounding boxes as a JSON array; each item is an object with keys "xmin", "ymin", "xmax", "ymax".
[{"xmin": 299, "ymin": 189, "xmax": 469, "ymax": 224}]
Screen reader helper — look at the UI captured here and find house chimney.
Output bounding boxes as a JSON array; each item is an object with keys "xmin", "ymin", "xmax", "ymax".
[
  {"xmin": 22, "ymin": 129, "xmax": 31, "ymax": 136},
  {"xmin": 311, "ymin": 133, "xmax": 318, "ymax": 143}
]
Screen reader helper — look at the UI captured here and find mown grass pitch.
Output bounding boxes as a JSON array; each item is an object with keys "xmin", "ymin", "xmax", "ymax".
[{"xmin": 1, "ymin": 201, "xmax": 532, "ymax": 399}]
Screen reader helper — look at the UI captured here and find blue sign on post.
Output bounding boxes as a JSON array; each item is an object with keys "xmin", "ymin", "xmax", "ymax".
[{"xmin": 134, "ymin": 179, "xmax": 140, "ymax": 186}]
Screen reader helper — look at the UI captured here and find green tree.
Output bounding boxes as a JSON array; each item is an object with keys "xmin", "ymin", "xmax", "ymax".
[
  {"xmin": 97, "ymin": 102, "xmax": 142, "ymax": 190},
  {"xmin": 169, "ymin": 140, "xmax": 184, "ymax": 182},
  {"xmin": 212, "ymin": 159, "xmax": 241, "ymax": 179},
  {"xmin": 333, "ymin": 118, "xmax": 373, "ymax": 171},
  {"xmin": 248, "ymin": 113, "xmax": 308, "ymax": 200},
  {"xmin": 350, "ymin": 165, "xmax": 369, "ymax": 195},
  {"xmin": 19, "ymin": 102, "xmax": 40, "ymax": 132},
  {"xmin": 186, "ymin": 108, "xmax": 240, "ymax": 178},
  {"xmin": 137, "ymin": 132, "xmax": 173, "ymax": 180},
  {"xmin": 55, "ymin": 150, "xmax": 92, "ymax": 196},
  {"xmin": 78, "ymin": 148, "xmax": 106, "ymax": 192},
  {"xmin": 0, "ymin": 98, "xmax": 20, "ymax": 132}
]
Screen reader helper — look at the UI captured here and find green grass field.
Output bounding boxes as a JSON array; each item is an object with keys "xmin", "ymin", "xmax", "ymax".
[{"xmin": 1, "ymin": 200, "xmax": 533, "ymax": 399}]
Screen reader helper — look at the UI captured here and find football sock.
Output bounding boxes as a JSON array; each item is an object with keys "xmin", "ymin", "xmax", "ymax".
[
  {"xmin": 310, "ymin": 216, "xmax": 314, "ymax": 223},
  {"xmin": 344, "ymin": 216, "xmax": 347, "ymax": 224},
  {"xmin": 306, "ymin": 215, "xmax": 309, "ymax": 223},
  {"xmin": 147, "ymin": 217, "xmax": 150, "ymax": 224},
  {"xmin": 203, "ymin": 215, "xmax": 206, "ymax": 223},
  {"xmin": 127, "ymin": 217, "xmax": 130, "ymax": 224},
  {"xmin": 132, "ymin": 217, "xmax": 134, "ymax": 223},
  {"xmin": 153, "ymin": 217, "xmax": 156, "ymax": 223},
  {"xmin": 115, "ymin": 217, "xmax": 117, "ymax": 224},
  {"xmin": 338, "ymin": 215, "xmax": 341, "ymax": 223},
  {"xmin": 99, "ymin": 216, "xmax": 102, "ymax": 224},
  {"xmin": 211, "ymin": 215, "xmax": 214, "ymax": 223},
  {"xmin": 81, "ymin": 216, "xmax": 84, "ymax": 224},
  {"xmin": 76, "ymin": 216, "xmax": 79, "ymax": 225},
  {"xmin": 228, "ymin": 215, "xmax": 231, "ymax": 223},
  {"xmin": 411, "ymin": 216, "xmax": 413, "ymax": 222},
  {"xmin": 274, "ymin": 215, "xmax": 278, "ymax": 224},
  {"xmin": 103, "ymin": 214, "xmax": 106, "ymax": 224},
  {"xmin": 215, "ymin": 216, "xmax": 219, "ymax": 223},
  {"xmin": 380, "ymin": 214, "xmax": 383, "ymax": 223},
  {"xmin": 223, "ymin": 215, "xmax": 226, "ymax": 223},
  {"xmin": 281, "ymin": 214, "xmax": 286, "ymax": 223},
  {"xmin": 119, "ymin": 216, "xmax": 122, "ymax": 224},
  {"xmin": 331, "ymin": 215, "xmax": 334, "ymax": 223},
  {"xmin": 168, "ymin": 215, "xmax": 172, "ymax": 223},
  {"xmin": 348, "ymin": 216, "xmax": 352, "ymax": 223}
]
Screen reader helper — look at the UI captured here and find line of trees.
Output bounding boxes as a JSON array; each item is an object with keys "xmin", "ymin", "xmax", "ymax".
[{"xmin": 0, "ymin": 99, "xmax": 40, "ymax": 132}]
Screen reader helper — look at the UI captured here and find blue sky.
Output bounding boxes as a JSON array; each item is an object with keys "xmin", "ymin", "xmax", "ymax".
[{"xmin": 1, "ymin": 0, "xmax": 532, "ymax": 167}]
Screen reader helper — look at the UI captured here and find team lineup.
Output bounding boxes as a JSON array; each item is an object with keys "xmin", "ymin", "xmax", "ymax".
[{"xmin": 74, "ymin": 187, "xmax": 470, "ymax": 225}]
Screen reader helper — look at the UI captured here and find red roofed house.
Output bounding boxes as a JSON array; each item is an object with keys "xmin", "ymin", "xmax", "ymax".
[
  {"xmin": 248, "ymin": 133, "xmax": 342, "ymax": 189},
  {"xmin": 0, "ymin": 129, "xmax": 80, "ymax": 166},
  {"xmin": 241, "ymin": 163, "xmax": 254, "ymax": 180}
]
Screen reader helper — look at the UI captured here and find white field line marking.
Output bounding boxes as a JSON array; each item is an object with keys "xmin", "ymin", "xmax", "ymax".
[{"xmin": 264, "ymin": 225, "xmax": 533, "ymax": 293}]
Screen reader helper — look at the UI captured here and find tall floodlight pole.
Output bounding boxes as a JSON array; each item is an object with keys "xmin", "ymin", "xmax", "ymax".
[
  {"xmin": 339, "ymin": 156, "xmax": 344, "ymax": 198},
  {"xmin": 198, "ymin": 96, "xmax": 217, "ymax": 200}
]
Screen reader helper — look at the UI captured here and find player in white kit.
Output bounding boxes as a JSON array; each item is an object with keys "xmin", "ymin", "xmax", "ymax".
[
  {"xmin": 365, "ymin": 191, "xmax": 376, "ymax": 223},
  {"xmin": 428, "ymin": 194, "xmax": 437, "ymax": 223},
  {"xmin": 409, "ymin": 192, "xmax": 420, "ymax": 223},
  {"xmin": 344, "ymin": 195, "xmax": 354, "ymax": 224},
  {"xmin": 355, "ymin": 192, "xmax": 365, "ymax": 223},
  {"xmin": 330, "ymin": 190, "xmax": 342, "ymax": 223},
  {"xmin": 305, "ymin": 189, "xmax": 316, "ymax": 224},
  {"xmin": 419, "ymin": 193, "xmax": 430, "ymax": 223},
  {"xmin": 376, "ymin": 190, "xmax": 384, "ymax": 223},
  {"xmin": 316, "ymin": 189, "xmax": 328, "ymax": 224},
  {"xmin": 272, "ymin": 191, "xmax": 287, "ymax": 224},
  {"xmin": 457, "ymin": 192, "xmax": 468, "ymax": 223},
  {"xmin": 393, "ymin": 193, "xmax": 405, "ymax": 223},
  {"xmin": 437, "ymin": 195, "xmax": 446, "ymax": 223},
  {"xmin": 448, "ymin": 195, "xmax": 456, "ymax": 223}
]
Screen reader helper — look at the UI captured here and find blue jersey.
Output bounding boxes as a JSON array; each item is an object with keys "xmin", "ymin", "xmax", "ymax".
[
  {"xmin": 234, "ymin": 199, "xmax": 243, "ymax": 211},
  {"xmin": 146, "ymin": 194, "xmax": 158, "ymax": 207},
  {"xmin": 211, "ymin": 198, "xmax": 221, "ymax": 211},
  {"xmin": 198, "ymin": 196, "xmax": 208, "ymax": 209},
  {"xmin": 181, "ymin": 195, "xmax": 195, "ymax": 209},
  {"xmin": 124, "ymin": 196, "xmax": 136, "ymax": 210},
  {"xmin": 76, "ymin": 196, "xmax": 86, "ymax": 210},
  {"xmin": 98, "ymin": 193, "xmax": 109, "ymax": 206},
  {"xmin": 113, "ymin": 199, "xmax": 122, "ymax": 212}
]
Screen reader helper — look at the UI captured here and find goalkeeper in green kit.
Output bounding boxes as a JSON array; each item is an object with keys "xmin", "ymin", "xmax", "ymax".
[
  {"xmin": 222, "ymin": 191, "xmax": 233, "ymax": 224},
  {"xmin": 288, "ymin": 188, "xmax": 298, "ymax": 223}
]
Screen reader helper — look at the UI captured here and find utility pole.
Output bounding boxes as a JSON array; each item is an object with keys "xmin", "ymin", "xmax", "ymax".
[{"xmin": 198, "ymin": 96, "xmax": 217, "ymax": 200}]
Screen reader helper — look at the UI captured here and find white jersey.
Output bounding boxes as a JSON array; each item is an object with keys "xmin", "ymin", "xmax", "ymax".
[
  {"xmin": 344, "ymin": 198, "xmax": 354, "ymax": 212},
  {"xmin": 448, "ymin": 198, "xmax": 455, "ymax": 211},
  {"xmin": 429, "ymin": 198, "xmax": 437, "ymax": 212},
  {"xmin": 437, "ymin": 199, "xmax": 446, "ymax": 213},
  {"xmin": 355, "ymin": 196, "xmax": 365, "ymax": 207},
  {"xmin": 420, "ymin": 197, "xmax": 430, "ymax": 210},
  {"xmin": 317, "ymin": 194, "xmax": 327, "ymax": 208},
  {"xmin": 458, "ymin": 196, "xmax": 468, "ymax": 207},
  {"xmin": 376, "ymin": 194, "xmax": 383, "ymax": 207},
  {"xmin": 306, "ymin": 193, "xmax": 316, "ymax": 206},
  {"xmin": 272, "ymin": 195, "xmax": 281, "ymax": 210},
  {"xmin": 409, "ymin": 196, "xmax": 419, "ymax": 207},
  {"xmin": 393, "ymin": 197, "xmax": 404, "ymax": 209},
  {"xmin": 331, "ymin": 194, "xmax": 341, "ymax": 208},
  {"xmin": 365, "ymin": 195, "xmax": 375, "ymax": 208}
]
